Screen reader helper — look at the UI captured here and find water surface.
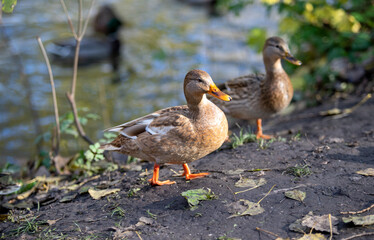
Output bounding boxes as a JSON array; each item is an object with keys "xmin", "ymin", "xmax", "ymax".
[{"xmin": 0, "ymin": 0, "xmax": 278, "ymax": 165}]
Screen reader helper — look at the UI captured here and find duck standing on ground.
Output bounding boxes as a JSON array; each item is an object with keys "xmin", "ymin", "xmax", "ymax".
[
  {"xmin": 101, "ymin": 70, "xmax": 232, "ymax": 186},
  {"xmin": 211, "ymin": 36, "xmax": 302, "ymax": 139}
]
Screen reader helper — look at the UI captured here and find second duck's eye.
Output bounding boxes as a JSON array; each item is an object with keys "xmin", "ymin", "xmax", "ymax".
[
  {"xmin": 275, "ymin": 45, "xmax": 280, "ymax": 49},
  {"xmin": 197, "ymin": 78, "xmax": 204, "ymax": 83}
]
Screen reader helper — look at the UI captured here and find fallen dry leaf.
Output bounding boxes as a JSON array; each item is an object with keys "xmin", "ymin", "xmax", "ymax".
[
  {"xmin": 227, "ymin": 199, "xmax": 264, "ymax": 218},
  {"xmin": 235, "ymin": 177, "xmax": 267, "ymax": 188},
  {"xmin": 1, "ymin": 184, "xmax": 21, "ymax": 196},
  {"xmin": 47, "ymin": 218, "xmax": 62, "ymax": 226},
  {"xmin": 356, "ymin": 168, "xmax": 374, "ymax": 176},
  {"xmin": 111, "ymin": 227, "xmax": 134, "ymax": 240},
  {"xmin": 17, "ymin": 183, "xmax": 39, "ymax": 200},
  {"xmin": 60, "ymin": 193, "xmax": 78, "ymax": 203},
  {"xmin": 320, "ymin": 108, "xmax": 342, "ymax": 116},
  {"xmin": 290, "ymin": 212, "xmax": 338, "ymax": 234},
  {"xmin": 285, "ymin": 190, "xmax": 306, "ymax": 202},
  {"xmin": 0, "ymin": 214, "xmax": 9, "ymax": 221},
  {"xmin": 301, "ymin": 213, "xmax": 338, "ymax": 234},
  {"xmin": 88, "ymin": 188, "xmax": 120, "ymax": 200},
  {"xmin": 138, "ymin": 217, "xmax": 154, "ymax": 225},
  {"xmin": 342, "ymin": 215, "xmax": 374, "ymax": 226},
  {"xmin": 289, "ymin": 218, "xmax": 309, "ymax": 233},
  {"xmin": 297, "ymin": 233, "xmax": 326, "ymax": 240}
]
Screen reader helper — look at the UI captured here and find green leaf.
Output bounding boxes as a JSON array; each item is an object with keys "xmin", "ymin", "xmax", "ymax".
[
  {"xmin": 342, "ymin": 215, "xmax": 374, "ymax": 226},
  {"xmin": 95, "ymin": 154, "xmax": 105, "ymax": 161},
  {"xmin": 96, "ymin": 148, "xmax": 104, "ymax": 154},
  {"xmin": 79, "ymin": 117, "xmax": 88, "ymax": 126},
  {"xmin": 279, "ymin": 17, "xmax": 301, "ymax": 34},
  {"xmin": 104, "ymin": 132, "xmax": 117, "ymax": 139},
  {"xmin": 16, "ymin": 181, "xmax": 37, "ymax": 195},
  {"xmin": 94, "ymin": 142, "xmax": 101, "ymax": 150},
  {"xmin": 86, "ymin": 113, "xmax": 100, "ymax": 120},
  {"xmin": 327, "ymin": 47, "xmax": 347, "ymax": 61},
  {"xmin": 84, "ymin": 151, "xmax": 95, "ymax": 161},
  {"xmin": 246, "ymin": 28, "xmax": 267, "ymax": 53},
  {"xmin": 89, "ymin": 144, "xmax": 97, "ymax": 152},
  {"xmin": 63, "ymin": 128, "xmax": 79, "ymax": 138},
  {"xmin": 181, "ymin": 188, "xmax": 216, "ymax": 210},
  {"xmin": 352, "ymin": 33, "xmax": 371, "ymax": 51},
  {"xmin": 2, "ymin": 0, "xmax": 17, "ymax": 13}
]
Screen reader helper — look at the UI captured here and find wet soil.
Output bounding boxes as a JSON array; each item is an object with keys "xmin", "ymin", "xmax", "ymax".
[{"xmin": 1, "ymin": 95, "xmax": 374, "ymax": 240}]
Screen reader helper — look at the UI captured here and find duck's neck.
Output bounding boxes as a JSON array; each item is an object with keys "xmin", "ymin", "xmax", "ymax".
[
  {"xmin": 186, "ymin": 94, "xmax": 210, "ymax": 119},
  {"xmin": 263, "ymin": 56, "xmax": 286, "ymax": 80},
  {"xmin": 261, "ymin": 54, "xmax": 294, "ymax": 112}
]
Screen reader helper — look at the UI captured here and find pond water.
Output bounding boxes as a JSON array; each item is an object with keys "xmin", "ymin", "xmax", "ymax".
[{"xmin": 0, "ymin": 0, "xmax": 278, "ymax": 166}]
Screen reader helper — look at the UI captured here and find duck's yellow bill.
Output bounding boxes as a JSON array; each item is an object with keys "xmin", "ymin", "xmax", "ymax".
[
  {"xmin": 284, "ymin": 52, "xmax": 302, "ymax": 66},
  {"xmin": 208, "ymin": 84, "xmax": 232, "ymax": 102}
]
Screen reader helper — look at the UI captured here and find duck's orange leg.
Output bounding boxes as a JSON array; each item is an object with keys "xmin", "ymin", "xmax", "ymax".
[
  {"xmin": 149, "ymin": 163, "xmax": 176, "ymax": 186},
  {"xmin": 182, "ymin": 163, "xmax": 209, "ymax": 180},
  {"xmin": 256, "ymin": 119, "xmax": 273, "ymax": 140}
]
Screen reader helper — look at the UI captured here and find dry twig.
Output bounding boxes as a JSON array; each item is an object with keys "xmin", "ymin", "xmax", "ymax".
[
  {"xmin": 135, "ymin": 231, "xmax": 143, "ymax": 240},
  {"xmin": 257, "ymin": 184, "xmax": 276, "ymax": 204},
  {"xmin": 341, "ymin": 232, "xmax": 374, "ymax": 240},
  {"xmin": 255, "ymin": 227, "xmax": 281, "ymax": 238},
  {"xmin": 328, "ymin": 214, "xmax": 333, "ymax": 240},
  {"xmin": 341, "ymin": 203, "xmax": 374, "ymax": 215},
  {"xmin": 37, "ymin": 37, "xmax": 61, "ymax": 156}
]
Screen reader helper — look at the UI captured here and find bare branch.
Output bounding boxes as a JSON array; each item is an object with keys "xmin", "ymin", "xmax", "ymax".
[
  {"xmin": 61, "ymin": 0, "xmax": 95, "ymax": 145},
  {"xmin": 77, "ymin": 0, "xmax": 82, "ymax": 37},
  {"xmin": 70, "ymin": 38, "xmax": 80, "ymax": 97},
  {"xmin": 60, "ymin": 0, "xmax": 78, "ymax": 39},
  {"xmin": 37, "ymin": 36, "xmax": 61, "ymax": 155},
  {"xmin": 80, "ymin": 0, "xmax": 95, "ymax": 40},
  {"xmin": 66, "ymin": 92, "xmax": 94, "ymax": 145}
]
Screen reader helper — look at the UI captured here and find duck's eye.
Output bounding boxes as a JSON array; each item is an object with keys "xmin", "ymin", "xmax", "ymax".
[
  {"xmin": 275, "ymin": 45, "xmax": 280, "ymax": 49},
  {"xmin": 196, "ymin": 78, "xmax": 204, "ymax": 83}
]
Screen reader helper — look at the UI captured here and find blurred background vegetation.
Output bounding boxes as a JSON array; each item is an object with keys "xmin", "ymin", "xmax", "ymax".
[{"xmin": 0, "ymin": 0, "xmax": 373, "ymax": 180}]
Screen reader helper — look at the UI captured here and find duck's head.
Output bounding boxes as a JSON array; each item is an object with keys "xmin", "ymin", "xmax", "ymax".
[
  {"xmin": 94, "ymin": 5, "xmax": 123, "ymax": 36},
  {"xmin": 184, "ymin": 70, "xmax": 231, "ymax": 105},
  {"xmin": 263, "ymin": 37, "xmax": 302, "ymax": 66}
]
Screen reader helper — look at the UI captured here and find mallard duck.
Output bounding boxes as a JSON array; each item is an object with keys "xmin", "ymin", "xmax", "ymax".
[
  {"xmin": 101, "ymin": 70, "xmax": 231, "ymax": 186},
  {"xmin": 48, "ymin": 5, "xmax": 122, "ymax": 68},
  {"xmin": 212, "ymin": 36, "xmax": 302, "ymax": 139}
]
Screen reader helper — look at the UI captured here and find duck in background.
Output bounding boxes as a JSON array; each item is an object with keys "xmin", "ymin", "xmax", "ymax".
[
  {"xmin": 101, "ymin": 70, "xmax": 231, "ymax": 186},
  {"xmin": 210, "ymin": 37, "xmax": 302, "ymax": 139},
  {"xmin": 48, "ymin": 5, "xmax": 123, "ymax": 71},
  {"xmin": 177, "ymin": 0, "xmax": 220, "ymax": 17}
]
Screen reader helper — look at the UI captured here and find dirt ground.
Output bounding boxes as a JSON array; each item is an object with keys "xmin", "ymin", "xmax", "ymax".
[{"xmin": 1, "ymin": 95, "xmax": 374, "ymax": 240}]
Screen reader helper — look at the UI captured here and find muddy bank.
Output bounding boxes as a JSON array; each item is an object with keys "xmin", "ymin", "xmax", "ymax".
[{"xmin": 1, "ymin": 94, "xmax": 374, "ymax": 240}]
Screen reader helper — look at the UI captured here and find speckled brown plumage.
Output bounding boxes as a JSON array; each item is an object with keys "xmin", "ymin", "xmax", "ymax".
[
  {"xmin": 211, "ymin": 37, "xmax": 301, "ymax": 139},
  {"xmin": 101, "ymin": 69, "xmax": 231, "ymax": 185}
]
